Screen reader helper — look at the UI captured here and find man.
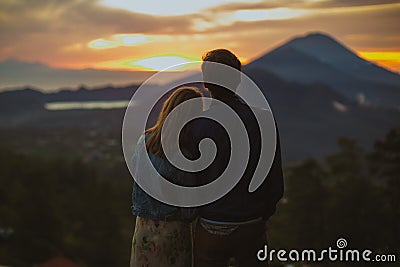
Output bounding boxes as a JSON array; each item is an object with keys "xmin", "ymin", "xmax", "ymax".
[{"xmin": 190, "ymin": 49, "xmax": 284, "ymax": 267}]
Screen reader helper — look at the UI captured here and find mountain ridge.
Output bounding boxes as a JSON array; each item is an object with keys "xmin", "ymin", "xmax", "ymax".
[
  {"xmin": 246, "ymin": 32, "xmax": 400, "ymax": 109},
  {"xmin": 279, "ymin": 32, "xmax": 399, "ymax": 85},
  {"xmin": 0, "ymin": 59, "xmax": 193, "ymax": 92}
]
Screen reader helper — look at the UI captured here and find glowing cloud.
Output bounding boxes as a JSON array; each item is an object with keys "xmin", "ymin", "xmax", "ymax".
[
  {"xmin": 126, "ymin": 56, "xmax": 198, "ymax": 71},
  {"xmin": 118, "ymin": 34, "xmax": 149, "ymax": 45},
  {"xmin": 193, "ymin": 8, "xmax": 310, "ymax": 31},
  {"xmin": 233, "ymin": 8, "xmax": 310, "ymax": 21},
  {"xmin": 88, "ymin": 34, "xmax": 149, "ymax": 49},
  {"xmin": 89, "ymin": 39, "xmax": 117, "ymax": 49},
  {"xmin": 100, "ymin": 0, "xmax": 261, "ymax": 16}
]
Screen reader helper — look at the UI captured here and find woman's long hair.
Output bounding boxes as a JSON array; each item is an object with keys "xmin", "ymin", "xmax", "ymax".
[{"xmin": 145, "ymin": 86, "xmax": 203, "ymax": 157}]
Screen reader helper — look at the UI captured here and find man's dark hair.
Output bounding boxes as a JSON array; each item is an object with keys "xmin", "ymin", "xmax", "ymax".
[{"xmin": 201, "ymin": 49, "xmax": 242, "ymax": 99}]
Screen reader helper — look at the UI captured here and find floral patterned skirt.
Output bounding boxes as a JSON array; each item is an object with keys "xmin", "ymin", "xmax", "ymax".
[{"xmin": 130, "ymin": 217, "xmax": 192, "ymax": 267}]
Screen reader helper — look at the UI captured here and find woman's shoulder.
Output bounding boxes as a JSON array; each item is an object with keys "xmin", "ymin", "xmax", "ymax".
[
  {"xmin": 138, "ymin": 133, "xmax": 146, "ymax": 143},
  {"xmin": 138, "ymin": 133, "xmax": 167, "ymax": 162}
]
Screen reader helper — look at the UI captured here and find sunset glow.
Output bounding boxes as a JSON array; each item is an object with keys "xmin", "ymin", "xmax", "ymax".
[
  {"xmin": 121, "ymin": 56, "xmax": 199, "ymax": 71},
  {"xmin": 100, "ymin": 0, "xmax": 261, "ymax": 16},
  {"xmin": 88, "ymin": 35, "xmax": 150, "ymax": 49},
  {"xmin": 359, "ymin": 52, "xmax": 400, "ymax": 72},
  {"xmin": 233, "ymin": 8, "xmax": 310, "ymax": 21},
  {"xmin": 1, "ymin": 1, "xmax": 399, "ymax": 72}
]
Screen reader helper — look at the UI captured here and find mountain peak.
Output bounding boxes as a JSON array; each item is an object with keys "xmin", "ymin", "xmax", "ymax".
[
  {"xmin": 247, "ymin": 32, "xmax": 400, "ymax": 89},
  {"xmin": 288, "ymin": 32, "xmax": 352, "ymax": 53},
  {"xmin": 292, "ymin": 32, "xmax": 338, "ymax": 42},
  {"xmin": 283, "ymin": 32, "xmax": 356, "ymax": 58}
]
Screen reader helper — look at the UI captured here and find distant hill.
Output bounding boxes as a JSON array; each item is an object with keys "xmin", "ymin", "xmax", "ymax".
[
  {"xmin": 243, "ymin": 68, "xmax": 400, "ymax": 160},
  {"xmin": 1, "ymin": 71, "xmax": 399, "ymax": 161},
  {"xmin": 246, "ymin": 33, "xmax": 400, "ymax": 109},
  {"xmin": 0, "ymin": 86, "xmax": 128, "ymax": 129},
  {"xmin": 0, "ymin": 60, "xmax": 191, "ymax": 92}
]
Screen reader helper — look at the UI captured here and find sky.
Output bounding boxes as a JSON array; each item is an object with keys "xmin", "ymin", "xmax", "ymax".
[{"xmin": 0, "ymin": 0, "xmax": 399, "ymax": 72}]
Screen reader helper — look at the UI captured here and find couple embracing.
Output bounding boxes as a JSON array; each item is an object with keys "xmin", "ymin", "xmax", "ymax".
[{"xmin": 130, "ymin": 49, "xmax": 284, "ymax": 267}]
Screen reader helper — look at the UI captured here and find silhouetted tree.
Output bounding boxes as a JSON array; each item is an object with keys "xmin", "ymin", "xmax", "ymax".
[
  {"xmin": 324, "ymin": 137, "xmax": 383, "ymax": 249},
  {"xmin": 369, "ymin": 128, "xmax": 400, "ymax": 254}
]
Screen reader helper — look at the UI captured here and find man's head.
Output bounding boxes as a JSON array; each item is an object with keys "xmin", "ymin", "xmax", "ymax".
[{"xmin": 201, "ymin": 49, "xmax": 242, "ymax": 99}]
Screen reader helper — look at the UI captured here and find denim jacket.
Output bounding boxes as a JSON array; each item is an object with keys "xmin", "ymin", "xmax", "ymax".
[{"xmin": 131, "ymin": 134, "xmax": 196, "ymax": 221}]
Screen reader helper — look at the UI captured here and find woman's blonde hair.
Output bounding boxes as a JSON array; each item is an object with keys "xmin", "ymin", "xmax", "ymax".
[{"xmin": 145, "ymin": 86, "xmax": 203, "ymax": 157}]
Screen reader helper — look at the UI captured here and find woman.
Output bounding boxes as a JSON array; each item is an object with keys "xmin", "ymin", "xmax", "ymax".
[{"xmin": 130, "ymin": 86, "xmax": 203, "ymax": 267}]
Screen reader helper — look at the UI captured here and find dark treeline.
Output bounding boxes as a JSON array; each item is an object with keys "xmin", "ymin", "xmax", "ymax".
[
  {"xmin": 0, "ymin": 128, "xmax": 399, "ymax": 267},
  {"xmin": 268, "ymin": 128, "xmax": 400, "ymax": 266},
  {"xmin": 0, "ymin": 151, "xmax": 133, "ymax": 267}
]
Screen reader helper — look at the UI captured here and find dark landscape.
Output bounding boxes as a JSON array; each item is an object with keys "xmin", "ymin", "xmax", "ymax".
[{"xmin": 1, "ymin": 33, "xmax": 399, "ymax": 267}]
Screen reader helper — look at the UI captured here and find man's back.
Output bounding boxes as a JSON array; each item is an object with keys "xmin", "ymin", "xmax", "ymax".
[
  {"xmin": 190, "ymin": 94, "xmax": 284, "ymax": 222},
  {"xmin": 193, "ymin": 48, "xmax": 283, "ymax": 267}
]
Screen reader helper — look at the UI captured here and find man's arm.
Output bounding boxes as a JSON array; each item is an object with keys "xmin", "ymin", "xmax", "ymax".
[{"xmin": 262, "ymin": 130, "xmax": 284, "ymax": 221}]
